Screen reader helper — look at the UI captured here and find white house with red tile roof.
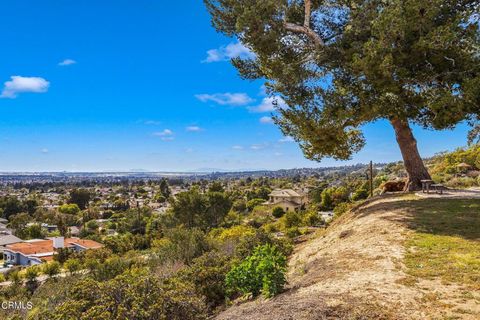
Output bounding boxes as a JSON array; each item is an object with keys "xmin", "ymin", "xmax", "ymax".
[{"xmin": 3, "ymin": 237, "xmax": 102, "ymax": 266}]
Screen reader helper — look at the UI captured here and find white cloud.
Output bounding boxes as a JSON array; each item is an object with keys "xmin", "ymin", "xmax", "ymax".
[
  {"xmin": 232, "ymin": 145, "xmax": 244, "ymax": 150},
  {"xmin": 58, "ymin": 59, "xmax": 77, "ymax": 66},
  {"xmin": 195, "ymin": 93, "xmax": 253, "ymax": 106},
  {"xmin": 203, "ymin": 42, "xmax": 254, "ymax": 63},
  {"xmin": 153, "ymin": 129, "xmax": 174, "ymax": 141},
  {"xmin": 40, "ymin": 148, "xmax": 49, "ymax": 154},
  {"xmin": 186, "ymin": 126, "xmax": 203, "ymax": 132},
  {"xmin": 1, "ymin": 76, "xmax": 50, "ymax": 99},
  {"xmin": 248, "ymin": 96, "xmax": 287, "ymax": 113},
  {"xmin": 143, "ymin": 120, "xmax": 161, "ymax": 125},
  {"xmin": 274, "ymin": 152, "xmax": 283, "ymax": 156},
  {"xmin": 250, "ymin": 144, "xmax": 266, "ymax": 150},
  {"xmin": 259, "ymin": 116, "xmax": 274, "ymax": 124},
  {"xmin": 279, "ymin": 136, "xmax": 295, "ymax": 143},
  {"xmin": 153, "ymin": 129, "xmax": 173, "ymax": 136}
]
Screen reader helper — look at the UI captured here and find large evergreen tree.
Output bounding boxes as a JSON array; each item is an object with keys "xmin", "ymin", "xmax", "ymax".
[{"xmin": 204, "ymin": 0, "xmax": 480, "ymax": 190}]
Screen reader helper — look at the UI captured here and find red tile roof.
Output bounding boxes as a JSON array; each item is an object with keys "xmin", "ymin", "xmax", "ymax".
[
  {"xmin": 5, "ymin": 237, "xmax": 102, "ymax": 256},
  {"xmin": 65, "ymin": 238, "xmax": 103, "ymax": 249},
  {"xmin": 6, "ymin": 240, "xmax": 53, "ymax": 255}
]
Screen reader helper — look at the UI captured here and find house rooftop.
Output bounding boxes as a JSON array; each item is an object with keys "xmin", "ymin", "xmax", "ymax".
[
  {"xmin": 0, "ymin": 234, "xmax": 23, "ymax": 246},
  {"xmin": 65, "ymin": 238, "xmax": 103, "ymax": 249},
  {"xmin": 7, "ymin": 239, "xmax": 53, "ymax": 255},
  {"xmin": 6, "ymin": 237, "xmax": 102, "ymax": 256},
  {"xmin": 269, "ymin": 189, "xmax": 303, "ymax": 197}
]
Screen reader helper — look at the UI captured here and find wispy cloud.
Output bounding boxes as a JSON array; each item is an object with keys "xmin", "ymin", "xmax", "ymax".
[
  {"xmin": 1, "ymin": 76, "xmax": 50, "ymax": 99},
  {"xmin": 40, "ymin": 148, "xmax": 49, "ymax": 154},
  {"xmin": 248, "ymin": 96, "xmax": 287, "ymax": 113},
  {"xmin": 203, "ymin": 42, "xmax": 254, "ymax": 63},
  {"xmin": 153, "ymin": 129, "xmax": 174, "ymax": 141},
  {"xmin": 232, "ymin": 145, "xmax": 244, "ymax": 150},
  {"xmin": 250, "ymin": 143, "xmax": 267, "ymax": 150},
  {"xmin": 259, "ymin": 116, "xmax": 274, "ymax": 124},
  {"xmin": 279, "ymin": 136, "xmax": 294, "ymax": 143},
  {"xmin": 58, "ymin": 59, "xmax": 77, "ymax": 66},
  {"xmin": 186, "ymin": 126, "xmax": 203, "ymax": 132},
  {"xmin": 195, "ymin": 93, "xmax": 253, "ymax": 106},
  {"xmin": 143, "ymin": 120, "xmax": 161, "ymax": 125}
]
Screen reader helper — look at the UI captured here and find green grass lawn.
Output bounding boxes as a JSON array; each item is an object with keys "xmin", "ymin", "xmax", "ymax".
[{"xmin": 402, "ymin": 199, "xmax": 480, "ymax": 289}]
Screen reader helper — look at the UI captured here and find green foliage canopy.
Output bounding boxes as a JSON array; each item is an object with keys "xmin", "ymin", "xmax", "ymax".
[{"xmin": 205, "ymin": 0, "xmax": 480, "ymax": 159}]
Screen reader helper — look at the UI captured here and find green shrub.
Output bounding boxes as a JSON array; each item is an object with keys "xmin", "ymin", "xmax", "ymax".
[
  {"xmin": 221, "ymin": 210, "xmax": 243, "ymax": 227},
  {"xmin": 178, "ymin": 252, "xmax": 232, "ymax": 311},
  {"xmin": 232, "ymin": 199, "xmax": 247, "ymax": 212},
  {"xmin": 64, "ymin": 258, "xmax": 82, "ymax": 275},
  {"xmin": 351, "ymin": 183, "xmax": 369, "ymax": 201},
  {"xmin": 226, "ymin": 244, "xmax": 287, "ymax": 298},
  {"xmin": 25, "ymin": 265, "xmax": 40, "ymax": 282},
  {"xmin": 272, "ymin": 206, "xmax": 285, "ymax": 218},
  {"xmin": 246, "ymin": 198, "xmax": 265, "ymax": 211},
  {"xmin": 214, "ymin": 225, "xmax": 255, "ymax": 243},
  {"xmin": 334, "ymin": 202, "xmax": 351, "ymax": 218},
  {"xmin": 281, "ymin": 210, "xmax": 302, "ymax": 229},
  {"xmin": 303, "ymin": 211, "xmax": 322, "ymax": 226},
  {"xmin": 153, "ymin": 227, "xmax": 209, "ymax": 264},
  {"xmin": 262, "ymin": 222, "xmax": 279, "ymax": 233},
  {"xmin": 285, "ymin": 226, "xmax": 300, "ymax": 238},
  {"xmin": 42, "ymin": 261, "xmax": 61, "ymax": 278},
  {"xmin": 445, "ymin": 176, "xmax": 477, "ymax": 188}
]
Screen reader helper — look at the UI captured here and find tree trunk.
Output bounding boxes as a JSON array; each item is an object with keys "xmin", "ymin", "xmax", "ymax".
[{"xmin": 390, "ymin": 118, "xmax": 431, "ymax": 191}]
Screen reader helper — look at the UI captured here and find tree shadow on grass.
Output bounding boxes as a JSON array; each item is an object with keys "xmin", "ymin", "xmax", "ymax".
[{"xmin": 355, "ymin": 197, "xmax": 480, "ymax": 240}]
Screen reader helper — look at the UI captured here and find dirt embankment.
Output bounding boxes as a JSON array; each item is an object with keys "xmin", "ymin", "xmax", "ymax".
[{"xmin": 215, "ymin": 195, "xmax": 480, "ymax": 320}]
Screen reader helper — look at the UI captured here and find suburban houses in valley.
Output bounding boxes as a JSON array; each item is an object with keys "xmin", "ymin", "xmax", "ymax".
[
  {"xmin": 265, "ymin": 189, "xmax": 306, "ymax": 212},
  {"xmin": 3, "ymin": 237, "xmax": 102, "ymax": 266}
]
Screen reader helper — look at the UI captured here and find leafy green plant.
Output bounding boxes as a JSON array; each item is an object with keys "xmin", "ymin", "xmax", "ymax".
[
  {"xmin": 334, "ymin": 202, "xmax": 351, "ymax": 218},
  {"xmin": 246, "ymin": 198, "xmax": 265, "ymax": 211},
  {"xmin": 285, "ymin": 227, "xmax": 301, "ymax": 239},
  {"xmin": 281, "ymin": 211, "xmax": 301, "ymax": 229},
  {"xmin": 272, "ymin": 206, "xmax": 285, "ymax": 218},
  {"xmin": 42, "ymin": 261, "xmax": 61, "ymax": 279},
  {"xmin": 225, "ymin": 244, "xmax": 287, "ymax": 298},
  {"xmin": 302, "ymin": 211, "xmax": 322, "ymax": 227}
]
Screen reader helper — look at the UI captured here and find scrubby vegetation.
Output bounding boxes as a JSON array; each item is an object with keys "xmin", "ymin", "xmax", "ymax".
[
  {"xmin": 428, "ymin": 144, "xmax": 480, "ymax": 188},
  {"xmin": 0, "ymin": 145, "xmax": 479, "ymax": 319}
]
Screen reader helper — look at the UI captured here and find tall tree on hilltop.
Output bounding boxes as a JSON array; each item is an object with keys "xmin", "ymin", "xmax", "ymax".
[{"xmin": 204, "ymin": 0, "xmax": 480, "ymax": 190}]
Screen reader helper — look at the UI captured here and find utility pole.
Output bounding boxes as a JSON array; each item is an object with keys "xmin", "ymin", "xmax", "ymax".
[{"xmin": 369, "ymin": 161, "xmax": 374, "ymax": 197}]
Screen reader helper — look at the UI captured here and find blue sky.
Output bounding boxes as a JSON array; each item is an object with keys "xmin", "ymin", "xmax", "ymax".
[{"xmin": 0, "ymin": 0, "xmax": 472, "ymax": 172}]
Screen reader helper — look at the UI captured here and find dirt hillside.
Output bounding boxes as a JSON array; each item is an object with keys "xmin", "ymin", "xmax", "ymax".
[{"xmin": 215, "ymin": 194, "xmax": 480, "ymax": 320}]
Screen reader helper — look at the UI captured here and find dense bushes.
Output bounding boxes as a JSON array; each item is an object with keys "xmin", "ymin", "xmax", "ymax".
[
  {"xmin": 272, "ymin": 206, "xmax": 285, "ymax": 218},
  {"xmin": 246, "ymin": 198, "xmax": 265, "ymax": 211},
  {"xmin": 226, "ymin": 244, "xmax": 287, "ymax": 298},
  {"xmin": 153, "ymin": 227, "xmax": 209, "ymax": 264},
  {"xmin": 178, "ymin": 252, "xmax": 232, "ymax": 311},
  {"xmin": 37, "ymin": 270, "xmax": 207, "ymax": 320},
  {"xmin": 429, "ymin": 145, "xmax": 480, "ymax": 187}
]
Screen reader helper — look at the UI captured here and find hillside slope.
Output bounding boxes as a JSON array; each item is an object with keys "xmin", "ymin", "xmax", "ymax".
[{"xmin": 216, "ymin": 194, "xmax": 480, "ymax": 320}]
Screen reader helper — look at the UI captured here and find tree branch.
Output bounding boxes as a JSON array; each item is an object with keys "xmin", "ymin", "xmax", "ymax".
[
  {"xmin": 304, "ymin": 0, "xmax": 311, "ymax": 28},
  {"xmin": 284, "ymin": 0, "xmax": 324, "ymax": 47}
]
